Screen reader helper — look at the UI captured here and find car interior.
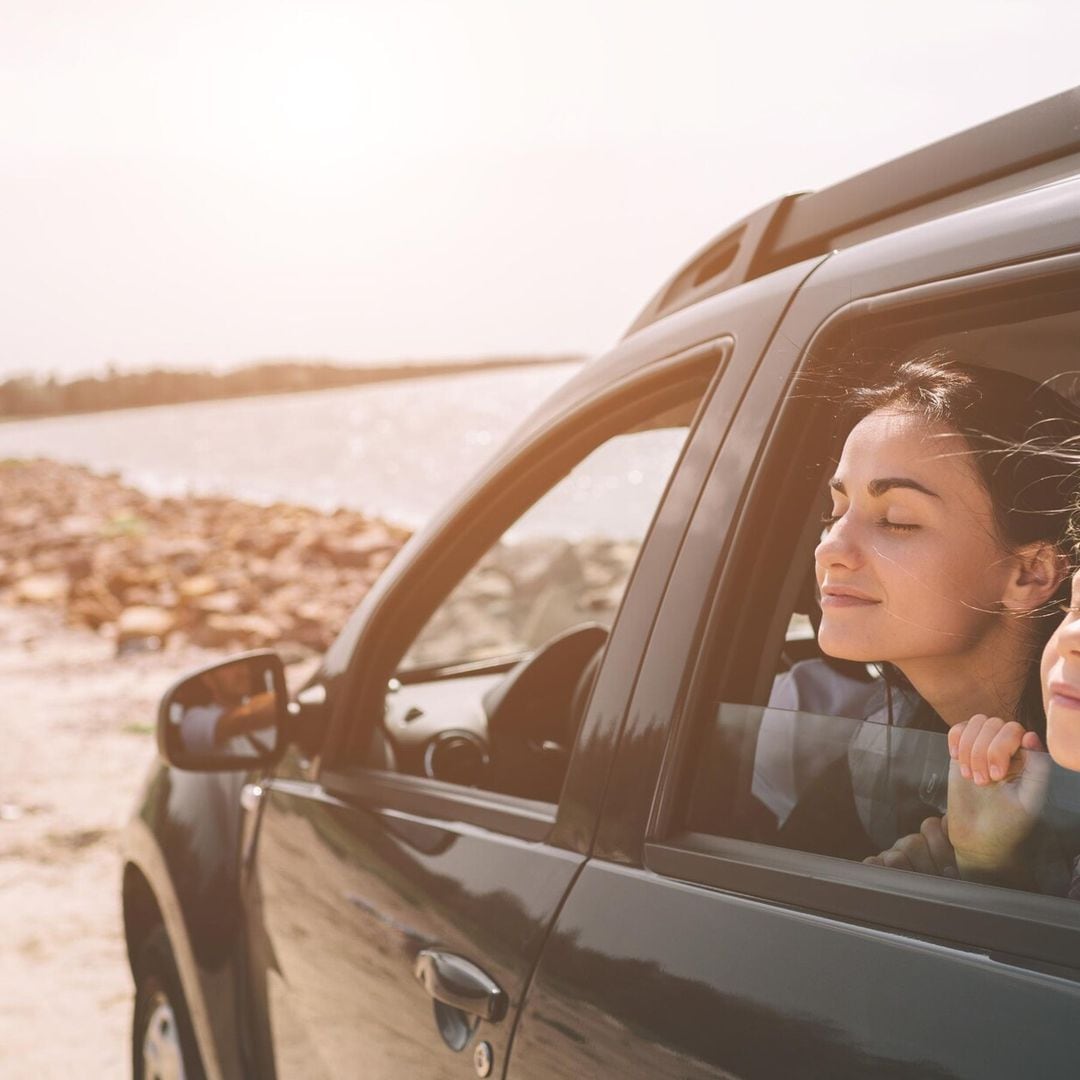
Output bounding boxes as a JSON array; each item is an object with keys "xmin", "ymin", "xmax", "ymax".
[
  {"xmin": 369, "ymin": 394, "xmax": 704, "ymax": 805},
  {"xmin": 684, "ymin": 301, "xmax": 1080, "ymax": 885}
]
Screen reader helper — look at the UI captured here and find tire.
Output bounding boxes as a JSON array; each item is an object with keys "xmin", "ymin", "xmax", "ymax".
[{"xmin": 132, "ymin": 925, "xmax": 205, "ymax": 1080}]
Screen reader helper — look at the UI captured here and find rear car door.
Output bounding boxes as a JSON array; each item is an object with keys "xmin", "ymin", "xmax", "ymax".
[
  {"xmin": 237, "ymin": 266, "xmax": 810, "ymax": 1080},
  {"xmin": 507, "ymin": 176, "xmax": 1080, "ymax": 1077}
]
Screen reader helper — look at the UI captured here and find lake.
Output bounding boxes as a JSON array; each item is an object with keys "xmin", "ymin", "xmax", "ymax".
[{"xmin": 0, "ymin": 364, "xmax": 684, "ymax": 539}]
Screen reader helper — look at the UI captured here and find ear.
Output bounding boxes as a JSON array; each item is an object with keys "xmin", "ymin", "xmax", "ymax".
[{"xmin": 1001, "ymin": 543, "xmax": 1067, "ymax": 614}]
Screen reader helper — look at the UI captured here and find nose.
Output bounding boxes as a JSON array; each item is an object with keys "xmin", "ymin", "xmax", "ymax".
[
  {"xmin": 814, "ymin": 513, "xmax": 862, "ymax": 573},
  {"xmin": 1056, "ymin": 613, "xmax": 1080, "ymax": 659}
]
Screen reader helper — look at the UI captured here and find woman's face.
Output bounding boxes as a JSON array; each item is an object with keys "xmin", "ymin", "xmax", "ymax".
[
  {"xmin": 815, "ymin": 407, "xmax": 1014, "ymax": 668},
  {"xmin": 1041, "ymin": 569, "xmax": 1080, "ymax": 769}
]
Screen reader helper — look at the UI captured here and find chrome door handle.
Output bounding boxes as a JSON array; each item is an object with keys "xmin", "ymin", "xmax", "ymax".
[{"xmin": 414, "ymin": 949, "xmax": 508, "ymax": 1022}]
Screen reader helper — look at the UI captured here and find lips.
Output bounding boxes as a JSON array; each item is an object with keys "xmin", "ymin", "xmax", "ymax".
[
  {"xmin": 1048, "ymin": 680, "xmax": 1080, "ymax": 712},
  {"xmin": 820, "ymin": 584, "xmax": 880, "ymax": 608}
]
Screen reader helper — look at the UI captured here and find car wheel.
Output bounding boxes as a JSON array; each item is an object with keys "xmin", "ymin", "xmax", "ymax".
[{"xmin": 132, "ymin": 925, "xmax": 204, "ymax": 1080}]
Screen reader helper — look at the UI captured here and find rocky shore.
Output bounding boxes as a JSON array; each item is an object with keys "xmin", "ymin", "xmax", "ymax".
[
  {"xmin": 0, "ymin": 458, "xmax": 411, "ymax": 658},
  {"xmin": 1, "ymin": 458, "xmax": 642, "ymax": 669}
]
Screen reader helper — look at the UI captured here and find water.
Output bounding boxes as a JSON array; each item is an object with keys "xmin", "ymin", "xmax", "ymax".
[{"xmin": 0, "ymin": 364, "xmax": 685, "ymax": 538}]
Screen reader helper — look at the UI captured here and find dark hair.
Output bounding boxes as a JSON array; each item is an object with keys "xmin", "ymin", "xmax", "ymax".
[{"xmin": 845, "ymin": 350, "xmax": 1080, "ymax": 734}]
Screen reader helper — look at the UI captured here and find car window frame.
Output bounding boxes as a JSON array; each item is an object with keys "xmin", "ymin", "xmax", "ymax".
[
  {"xmin": 614, "ymin": 251, "xmax": 1080, "ymax": 973},
  {"xmin": 316, "ymin": 339, "xmax": 732, "ymax": 843}
]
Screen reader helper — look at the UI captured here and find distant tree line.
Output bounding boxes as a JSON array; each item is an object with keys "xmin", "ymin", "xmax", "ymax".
[{"xmin": 0, "ymin": 355, "xmax": 582, "ymax": 420}]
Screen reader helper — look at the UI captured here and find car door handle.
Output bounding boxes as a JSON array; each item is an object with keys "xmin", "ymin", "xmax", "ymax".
[{"xmin": 414, "ymin": 949, "xmax": 508, "ymax": 1022}]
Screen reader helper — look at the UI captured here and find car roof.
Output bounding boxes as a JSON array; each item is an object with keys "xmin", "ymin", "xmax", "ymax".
[{"xmin": 627, "ymin": 86, "xmax": 1080, "ymax": 336}]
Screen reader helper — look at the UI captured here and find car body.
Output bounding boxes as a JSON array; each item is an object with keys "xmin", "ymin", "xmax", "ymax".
[{"xmin": 123, "ymin": 87, "xmax": 1080, "ymax": 1079}]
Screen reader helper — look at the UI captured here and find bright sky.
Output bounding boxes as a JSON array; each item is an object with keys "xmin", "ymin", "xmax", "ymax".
[{"xmin": 3, "ymin": 0, "xmax": 1079, "ymax": 378}]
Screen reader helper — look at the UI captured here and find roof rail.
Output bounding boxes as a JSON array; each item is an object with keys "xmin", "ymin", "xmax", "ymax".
[
  {"xmin": 626, "ymin": 86, "xmax": 1080, "ymax": 337},
  {"xmin": 624, "ymin": 195, "xmax": 803, "ymax": 336}
]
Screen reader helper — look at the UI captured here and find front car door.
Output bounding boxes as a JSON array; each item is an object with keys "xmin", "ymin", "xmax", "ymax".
[
  {"xmin": 507, "ymin": 175, "xmax": 1080, "ymax": 1077},
  {"xmin": 239, "ymin": 319, "xmax": 760, "ymax": 1077}
]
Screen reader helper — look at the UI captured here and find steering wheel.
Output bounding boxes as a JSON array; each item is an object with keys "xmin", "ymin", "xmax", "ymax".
[{"xmin": 482, "ymin": 622, "xmax": 610, "ymax": 801}]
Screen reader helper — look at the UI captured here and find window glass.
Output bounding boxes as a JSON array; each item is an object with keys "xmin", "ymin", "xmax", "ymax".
[
  {"xmin": 402, "ymin": 425, "xmax": 688, "ymax": 670},
  {"xmin": 688, "ymin": 700, "xmax": 1080, "ymax": 897},
  {"xmin": 372, "ymin": 388, "xmax": 705, "ymax": 805}
]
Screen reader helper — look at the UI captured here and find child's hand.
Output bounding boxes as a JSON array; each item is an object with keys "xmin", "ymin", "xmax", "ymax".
[{"xmin": 948, "ymin": 713, "xmax": 1045, "ymax": 785}]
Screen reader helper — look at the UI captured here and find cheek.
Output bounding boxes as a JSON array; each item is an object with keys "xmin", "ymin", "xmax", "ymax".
[
  {"xmin": 908, "ymin": 535, "xmax": 1000, "ymax": 601},
  {"xmin": 876, "ymin": 539, "xmax": 951, "ymax": 603},
  {"xmin": 1041, "ymin": 630, "xmax": 1059, "ymax": 691}
]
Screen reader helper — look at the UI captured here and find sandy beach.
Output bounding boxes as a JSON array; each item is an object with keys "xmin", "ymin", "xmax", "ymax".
[
  {"xmin": 0, "ymin": 602, "xmax": 230, "ymax": 1075},
  {"xmin": 0, "ymin": 459, "xmax": 375, "ymax": 1076}
]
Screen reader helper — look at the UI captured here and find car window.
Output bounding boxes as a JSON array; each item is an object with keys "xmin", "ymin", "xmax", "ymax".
[
  {"xmin": 369, "ymin": 383, "xmax": 709, "ymax": 806},
  {"xmin": 686, "ymin": 701, "xmax": 1080, "ymax": 897},
  {"xmin": 669, "ymin": 300, "xmax": 1080, "ymax": 911},
  {"xmin": 401, "ymin": 425, "xmax": 688, "ymax": 671}
]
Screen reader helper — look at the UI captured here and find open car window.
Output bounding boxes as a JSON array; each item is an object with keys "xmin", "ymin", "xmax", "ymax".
[
  {"xmin": 659, "ymin": 282, "xmax": 1080, "ymax": 925},
  {"xmin": 400, "ymin": 421, "xmax": 691, "ymax": 672},
  {"xmin": 364, "ymin": 381, "xmax": 711, "ymax": 807}
]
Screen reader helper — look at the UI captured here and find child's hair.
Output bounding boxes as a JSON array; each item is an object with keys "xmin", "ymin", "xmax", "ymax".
[{"xmin": 845, "ymin": 350, "xmax": 1080, "ymax": 734}]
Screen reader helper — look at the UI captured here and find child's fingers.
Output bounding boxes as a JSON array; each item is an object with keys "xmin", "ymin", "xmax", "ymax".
[
  {"xmin": 985, "ymin": 722, "xmax": 1026, "ymax": 782},
  {"xmin": 1020, "ymin": 730, "xmax": 1046, "ymax": 753},
  {"xmin": 969, "ymin": 716, "xmax": 1005, "ymax": 784},
  {"xmin": 957, "ymin": 715, "xmax": 997, "ymax": 780}
]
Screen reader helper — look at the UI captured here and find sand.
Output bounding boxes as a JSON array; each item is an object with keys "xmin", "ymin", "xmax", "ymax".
[{"xmin": 0, "ymin": 603, "xmax": 229, "ymax": 1077}]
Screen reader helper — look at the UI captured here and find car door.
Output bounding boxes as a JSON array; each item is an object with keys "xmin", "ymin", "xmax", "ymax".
[
  {"xmin": 506, "ymin": 177, "xmax": 1080, "ymax": 1077},
  {"xmin": 238, "ymin": 302, "xmax": 796, "ymax": 1079}
]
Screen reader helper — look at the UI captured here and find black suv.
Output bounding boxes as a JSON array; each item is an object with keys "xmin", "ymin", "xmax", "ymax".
[{"xmin": 123, "ymin": 88, "xmax": 1080, "ymax": 1079}]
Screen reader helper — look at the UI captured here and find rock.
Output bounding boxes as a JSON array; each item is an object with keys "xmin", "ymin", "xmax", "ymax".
[
  {"xmin": 317, "ymin": 529, "xmax": 400, "ymax": 569},
  {"xmin": 68, "ymin": 596, "xmax": 120, "ymax": 630},
  {"xmin": 117, "ymin": 605, "xmax": 177, "ymax": 641},
  {"xmin": 121, "ymin": 586, "xmax": 161, "ymax": 607},
  {"xmin": 178, "ymin": 574, "xmax": 219, "ymax": 599},
  {"xmin": 190, "ymin": 613, "xmax": 281, "ymax": 648},
  {"xmin": 62, "ymin": 551, "xmax": 94, "ymax": 583},
  {"xmin": 15, "ymin": 573, "xmax": 68, "ymax": 604},
  {"xmin": 194, "ymin": 590, "xmax": 244, "ymax": 615},
  {"xmin": 58, "ymin": 514, "xmax": 101, "ymax": 538},
  {"xmin": 3, "ymin": 506, "xmax": 41, "ymax": 530}
]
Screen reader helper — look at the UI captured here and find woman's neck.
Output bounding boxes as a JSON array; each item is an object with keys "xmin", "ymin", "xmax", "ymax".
[{"xmin": 895, "ymin": 624, "xmax": 1032, "ymax": 729}]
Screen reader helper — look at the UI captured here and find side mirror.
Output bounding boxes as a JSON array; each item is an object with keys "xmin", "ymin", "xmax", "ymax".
[{"xmin": 157, "ymin": 651, "xmax": 288, "ymax": 772}]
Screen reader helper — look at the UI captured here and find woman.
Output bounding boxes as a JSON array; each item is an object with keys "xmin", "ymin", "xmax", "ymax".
[{"xmin": 761, "ymin": 350, "xmax": 1080, "ymax": 861}]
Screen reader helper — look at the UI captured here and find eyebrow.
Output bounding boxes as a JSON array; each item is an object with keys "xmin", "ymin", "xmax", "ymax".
[{"xmin": 829, "ymin": 477, "xmax": 941, "ymax": 499}]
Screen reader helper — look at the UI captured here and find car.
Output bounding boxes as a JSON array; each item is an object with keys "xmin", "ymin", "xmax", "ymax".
[{"xmin": 123, "ymin": 86, "xmax": 1080, "ymax": 1079}]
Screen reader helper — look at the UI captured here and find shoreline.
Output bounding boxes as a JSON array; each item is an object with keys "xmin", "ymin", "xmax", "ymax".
[
  {"xmin": 0, "ymin": 458, "xmax": 412, "ymax": 658},
  {"xmin": 0, "ymin": 354, "xmax": 582, "ymax": 425}
]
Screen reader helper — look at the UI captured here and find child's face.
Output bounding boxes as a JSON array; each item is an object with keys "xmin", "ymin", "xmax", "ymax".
[{"xmin": 1041, "ymin": 568, "xmax": 1080, "ymax": 770}]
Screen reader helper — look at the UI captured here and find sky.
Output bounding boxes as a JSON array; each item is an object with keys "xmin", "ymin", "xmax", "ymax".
[{"xmin": 3, "ymin": 0, "xmax": 1079, "ymax": 379}]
